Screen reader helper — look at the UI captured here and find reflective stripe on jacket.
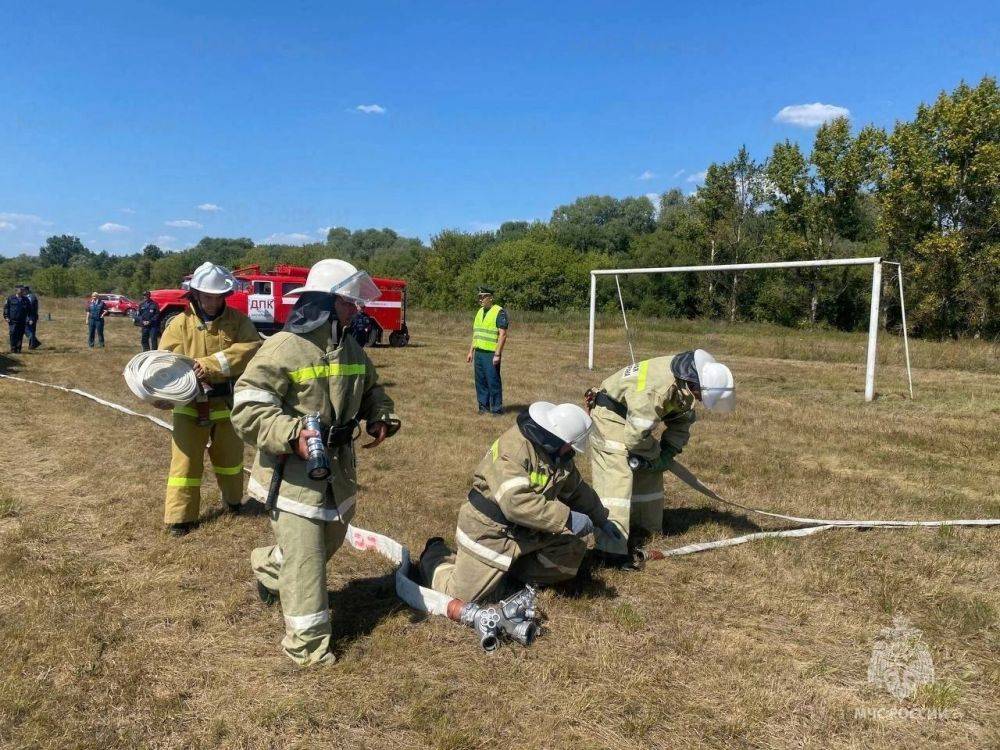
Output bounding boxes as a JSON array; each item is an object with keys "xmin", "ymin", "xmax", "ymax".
[
  {"xmin": 472, "ymin": 305, "xmax": 502, "ymax": 352},
  {"xmin": 592, "ymin": 355, "xmax": 696, "ymax": 461},
  {"xmin": 231, "ymin": 325, "xmax": 399, "ymax": 518}
]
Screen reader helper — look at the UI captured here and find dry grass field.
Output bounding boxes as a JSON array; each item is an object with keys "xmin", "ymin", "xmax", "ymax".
[{"xmin": 1, "ymin": 298, "xmax": 998, "ymax": 749}]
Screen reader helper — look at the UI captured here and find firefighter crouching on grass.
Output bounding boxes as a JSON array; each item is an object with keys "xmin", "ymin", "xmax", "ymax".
[
  {"xmin": 588, "ymin": 350, "xmax": 735, "ymax": 565},
  {"xmin": 156, "ymin": 262, "xmax": 261, "ymax": 536},
  {"xmin": 419, "ymin": 402, "xmax": 622, "ymax": 602},
  {"xmin": 231, "ymin": 258, "xmax": 400, "ymax": 668}
]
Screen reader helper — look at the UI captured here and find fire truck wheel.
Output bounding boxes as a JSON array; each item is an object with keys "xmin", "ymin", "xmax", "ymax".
[
  {"xmin": 388, "ymin": 330, "xmax": 409, "ymax": 347},
  {"xmin": 160, "ymin": 310, "xmax": 180, "ymax": 333}
]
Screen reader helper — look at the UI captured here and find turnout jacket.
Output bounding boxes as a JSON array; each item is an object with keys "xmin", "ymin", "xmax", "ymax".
[
  {"xmin": 455, "ymin": 420, "xmax": 608, "ymax": 571},
  {"xmin": 231, "ymin": 325, "xmax": 399, "ymax": 521},
  {"xmin": 159, "ymin": 303, "xmax": 260, "ymax": 385},
  {"xmin": 592, "ymin": 355, "xmax": 696, "ymax": 462}
]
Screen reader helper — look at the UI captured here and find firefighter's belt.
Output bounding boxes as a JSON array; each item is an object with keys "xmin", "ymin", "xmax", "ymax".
[
  {"xmin": 594, "ymin": 391, "xmax": 628, "ymax": 419},
  {"xmin": 203, "ymin": 382, "xmax": 233, "ymax": 398},
  {"xmin": 467, "ymin": 489, "xmax": 512, "ymax": 527}
]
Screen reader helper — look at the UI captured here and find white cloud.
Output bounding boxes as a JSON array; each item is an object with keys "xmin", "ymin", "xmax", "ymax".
[
  {"xmin": 99, "ymin": 222, "xmax": 130, "ymax": 233},
  {"xmin": 0, "ymin": 221, "xmax": 15, "ymax": 231},
  {"xmin": 355, "ymin": 104, "xmax": 386, "ymax": 115},
  {"xmin": 469, "ymin": 221, "xmax": 501, "ymax": 233},
  {"xmin": 165, "ymin": 219, "xmax": 203, "ymax": 228},
  {"xmin": 686, "ymin": 170, "xmax": 708, "ymax": 184},
  {"xmin": 317, "ymin": 226, "xmax": 332, "ymax": 236},
  {"xmin": 0, "ymin": 212, "xmax": 49, "ymax": 225},
  {"xmin": 197, "ymin": 203, "xmax": 222, "ymax": 212},
  {"xmin": 638, "ymin": 170, "xmax": 656, "ymax": 181},
  {"xmin": 672, "ymin": 169, "xmax": 686, "ymax": 179},
  {"xmin": 774, "ymin": 102, "xmax": 850, "ymax": 127},
  {"xmin": 261, "ymin": 232, "xmax": 313, "ymax": 245},
  {"xmin": 120, "ymin": 208, "xmax": 136, "ymax": 214}
]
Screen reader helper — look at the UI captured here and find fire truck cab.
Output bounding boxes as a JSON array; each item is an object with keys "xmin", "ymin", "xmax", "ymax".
[{"xmin": 149, "ymin": 264, "xmax": 410, "ymax": 346}]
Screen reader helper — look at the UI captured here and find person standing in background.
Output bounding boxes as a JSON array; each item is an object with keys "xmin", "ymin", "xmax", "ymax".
[
  {"xmin": 466, "ymin": 286, "xmax": 509, "ymax": 415},
  {"xmin": 85, "ymin": 292, "xmax": 108, "ymax": 348},
  {"xmin": 136, "ymin": 291, "xmax": 161, "ymax": 351},
  {"xmin": 3, "ymin": 286, "xmax": 29, "ymax": 353},
  {"xmin": 22, "ymin": 285, "xmax": 40, "ymax": 350}
]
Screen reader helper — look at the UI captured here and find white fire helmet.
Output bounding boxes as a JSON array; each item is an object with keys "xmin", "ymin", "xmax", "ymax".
[
  {"xmin": 693, "ymin": 349, "xmax": 736, "ymax": 413},
  {"xmin": 287, "ymin": 258, "xmax": 381, "ymax": 305},
  {"xmin": 528, "ymin": 401, "xmax": 594, "ymax": 453},
  {"xmin": 188, "ymin": 262, "xmax": 237, "ymax": 295}
]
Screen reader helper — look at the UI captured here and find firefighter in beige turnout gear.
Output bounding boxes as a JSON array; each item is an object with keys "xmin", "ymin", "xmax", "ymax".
[
  {"xmin": 420, "ymin": 402, "xmax": 621, "ymax": 602},
  {"xmin": 157, "ymin": 262, "xmax": 261, "ymax": 535},
  {"xmin": 589, "ymin": 350, "xmax": 735, "ymax": 560},
  {"xmin": 231, "ymin": 259, "xmax": 399, "ymax": 667}
]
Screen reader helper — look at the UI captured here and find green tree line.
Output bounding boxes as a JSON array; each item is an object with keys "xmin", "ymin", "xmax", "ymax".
[{"xmin": 2, "ymin": 77, "xmax": 996, "ymax": 340}]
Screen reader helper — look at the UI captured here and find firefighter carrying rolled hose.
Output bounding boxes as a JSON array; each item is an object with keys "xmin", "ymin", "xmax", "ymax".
[
  {"xmin": 231, "ymin": 258, "xmax": 400, "ymax": 668},
  {"xmin": 156, "ymin": 262, "xmax": 261, "ymax": 536}
]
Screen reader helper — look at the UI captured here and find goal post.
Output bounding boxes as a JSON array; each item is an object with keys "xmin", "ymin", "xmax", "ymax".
[{"xmin": 587, "ymin": 256, "xmax": 912, "ymax": 402}]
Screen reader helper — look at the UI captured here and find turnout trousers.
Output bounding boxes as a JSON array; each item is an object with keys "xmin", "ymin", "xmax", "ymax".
[
  {"xmin": 420, "ymin": 506, "xmax": 588, "ymax": 602},
  {"xmin": 250, "ymin": 503, "xmax": 355, "ymax": 666},
  {"xmin": 164, "ymin": 406, "xmax": 245, "ymax": 524},
  {"xmin": 590, "ymin": 426, "xmax": 665, "ymax": 555}
]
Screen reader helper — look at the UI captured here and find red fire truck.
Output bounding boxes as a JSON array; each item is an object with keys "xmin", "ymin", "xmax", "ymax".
[{"xmin": 148, "ymin": 264, "xmax": 410, "ymax": 346}]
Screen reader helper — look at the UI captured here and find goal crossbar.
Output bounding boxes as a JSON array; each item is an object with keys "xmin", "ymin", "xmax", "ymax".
[{"xmin": 587, "ymin": 257, "xmax": 911, "ymax": 402}]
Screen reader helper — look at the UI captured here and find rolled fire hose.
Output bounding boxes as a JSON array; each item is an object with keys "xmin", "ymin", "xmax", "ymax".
[
  {"xmin": 3, "ymin": 372, "xmax": 998, "ymax": 640},
  {"xmin": 123, "ymin": 350, "xmax": 200, "ymax": 406}
]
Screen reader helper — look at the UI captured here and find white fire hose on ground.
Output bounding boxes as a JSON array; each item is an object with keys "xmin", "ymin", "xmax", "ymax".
[{"xmin": 2, "ymin": 372, "xmax": 998, "ymax": 643}]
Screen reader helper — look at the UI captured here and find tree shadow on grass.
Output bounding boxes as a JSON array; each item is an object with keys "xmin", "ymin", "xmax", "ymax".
[{"xmin": 661, "ymin": 505, "xmax": 762, "ymax": 537}]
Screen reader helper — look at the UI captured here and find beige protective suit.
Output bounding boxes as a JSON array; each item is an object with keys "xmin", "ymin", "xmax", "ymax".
[
  {"xmin": 420, "ymin": 418, "xmax": 609, "ymax": 602},
  {"xmin": 231, "ymin": 324, "xmax": 398, "ymax": 666},
  {"xmin": 590, "ymin": 356, "xmax": 696, "ymax": 555},
  {"xmin": 158, "ymin": 303, "xmax": 260, "ymax": 524}
]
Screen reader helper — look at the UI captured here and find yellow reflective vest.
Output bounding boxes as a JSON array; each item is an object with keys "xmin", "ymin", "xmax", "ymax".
[{"xmin": 472, "ymin": 305, "xmax": 502, "ymax": 352}]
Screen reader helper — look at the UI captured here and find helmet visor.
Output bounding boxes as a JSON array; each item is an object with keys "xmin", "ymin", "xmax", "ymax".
[{"xmin": 330, "ymin": 270, "xmax": 381, "ymax": 305}]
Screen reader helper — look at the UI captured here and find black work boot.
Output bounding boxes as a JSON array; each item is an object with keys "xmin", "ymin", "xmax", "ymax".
[
  {"xmin": 167, "ymin": 522, "xmax": 195, "ymax": 537},
  {"xmin": 225, "ymin": 502, "xmax": 242, "ymax": 515},
  {"xmin": 256, "ymin": 580, "xmax": 279, "ymax": 606}
]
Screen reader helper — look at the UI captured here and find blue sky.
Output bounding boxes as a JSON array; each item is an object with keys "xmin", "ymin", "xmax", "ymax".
[{"xmin": 0, "ymin": 0, "xmax": 996, "ymax": 256}]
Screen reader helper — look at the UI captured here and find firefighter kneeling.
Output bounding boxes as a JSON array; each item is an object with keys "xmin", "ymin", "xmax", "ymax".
[
  {"xmin": 231, "ymin": 259, "xmax": 399, "ymax": 668},
  {"xmin": 419, "ymin": 402, "xmax": 621, "ymax": 606}
]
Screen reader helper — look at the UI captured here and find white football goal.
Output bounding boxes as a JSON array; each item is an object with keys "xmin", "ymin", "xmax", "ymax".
[{"xmin": 587, "ymin": 257, "xmax": 913, "ymax": 402}]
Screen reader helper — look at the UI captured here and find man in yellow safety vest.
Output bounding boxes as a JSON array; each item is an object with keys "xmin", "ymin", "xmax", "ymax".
[{"xmin": 466, "ymin": 286, "xmax": 509, "ymax": 415}]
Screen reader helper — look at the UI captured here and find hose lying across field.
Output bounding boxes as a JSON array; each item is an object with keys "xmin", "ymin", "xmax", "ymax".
[{"xmin": 2, "ymin": 372, "xmax": 998, "ymax": 612}]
